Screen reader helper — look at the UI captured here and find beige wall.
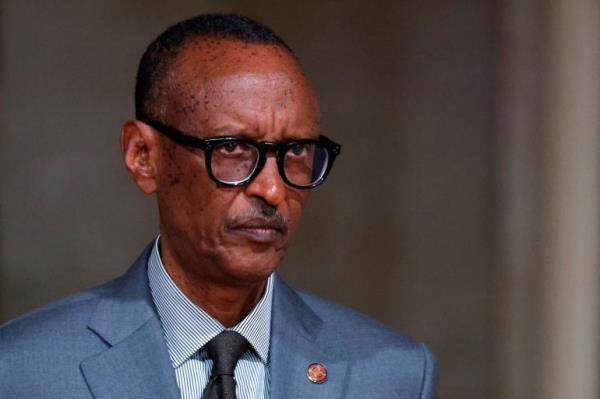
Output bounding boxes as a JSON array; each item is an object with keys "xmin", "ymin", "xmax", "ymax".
[
  {"xmin": 9, "ymin": 1, "xmax": 597, "ymax": 398},
  {"xmin": 494, "ymin": 1, "xmax": 600, "ymax": 398}
]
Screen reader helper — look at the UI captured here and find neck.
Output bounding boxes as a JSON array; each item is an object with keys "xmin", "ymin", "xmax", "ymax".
[{"xmin": 158, "ymin": 237, "xmax": 267, "ymax": 327}]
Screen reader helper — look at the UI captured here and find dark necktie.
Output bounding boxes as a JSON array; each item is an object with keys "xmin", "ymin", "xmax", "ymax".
[{"xmin": 202, "ymin": 331, "xmax": 250, "ymax": 399}]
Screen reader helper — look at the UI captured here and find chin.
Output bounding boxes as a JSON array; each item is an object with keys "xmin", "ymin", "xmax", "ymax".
[{"xmin": 220, "ymin": 249, "xmax": 283, "ymax": 284}]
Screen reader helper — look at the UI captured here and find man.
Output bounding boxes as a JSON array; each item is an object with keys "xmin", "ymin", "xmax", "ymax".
[{"xmin": 0, "ymin": 14, "xmax": 437, "ymax": 399}]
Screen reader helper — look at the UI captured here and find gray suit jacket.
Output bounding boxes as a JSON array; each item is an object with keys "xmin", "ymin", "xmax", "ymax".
[{"xmin": 0, "ymin": 244, "xmax": 438, "ymax": 398}]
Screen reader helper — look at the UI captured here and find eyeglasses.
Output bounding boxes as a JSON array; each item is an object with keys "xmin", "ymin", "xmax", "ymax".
[{"xmin": 142, "ymin": 119, "xmax": 341, "ymax": 189}]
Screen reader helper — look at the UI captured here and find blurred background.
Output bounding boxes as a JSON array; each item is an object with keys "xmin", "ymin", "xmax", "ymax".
[{"xmin": 1, "ymin": 1, "xmax": 598, "ymax": 398}]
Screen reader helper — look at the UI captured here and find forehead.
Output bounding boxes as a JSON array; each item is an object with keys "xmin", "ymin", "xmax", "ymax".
[
  {"xmin": 162, "ymin": 38, "xmax": 320, "ymax": 139},
  {"xmin": 176, "ymin": 37, "xmax": 300, "ymax": 76}
]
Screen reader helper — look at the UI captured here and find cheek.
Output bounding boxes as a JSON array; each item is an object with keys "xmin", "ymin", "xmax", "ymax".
[
  {"xmin": 283, "ymin": 189, "xmax": 310, "ymax": 231},
  {"xmin": 174, "ymin": 178, "xmax": 235, "ymax": 233},
  {"xmin": 157, "ymin": 144, "xmax": 193, "ymax": 190},
  {"xmin": 156, "ymin": 146, "xmax": 227, "ymax": 230}
]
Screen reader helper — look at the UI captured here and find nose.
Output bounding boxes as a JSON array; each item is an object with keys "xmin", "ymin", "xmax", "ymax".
[{"xmin": 244, "ymin": 155, "xmax": 286, "ymax": 207}]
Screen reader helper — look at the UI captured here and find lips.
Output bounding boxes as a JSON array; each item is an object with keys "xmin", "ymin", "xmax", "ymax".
[{"xmin": 225, "ymin": 217, "xmax": 288, "ymax": 243}]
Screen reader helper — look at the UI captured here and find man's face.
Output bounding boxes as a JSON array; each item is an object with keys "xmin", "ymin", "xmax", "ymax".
[{"xmin": 153, "ymin": 39, "xmax": 320, "ymax": 286}]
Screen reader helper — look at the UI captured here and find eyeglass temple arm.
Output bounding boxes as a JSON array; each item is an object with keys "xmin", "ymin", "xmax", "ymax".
[{"xmin": 141, "ymin": 119, "xmax": 208, "ymax": 149}]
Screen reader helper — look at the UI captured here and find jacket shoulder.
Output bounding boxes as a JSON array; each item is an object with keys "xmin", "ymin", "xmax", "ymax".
[
  {"xmin": 0, "ymin": 279, "xmax": 115, "ymax": 341},
  {"xmin": 0, "ymin": 245, "xmax": 154, "ymax": 398},
  {"xmin": 0, "ymin": 271, "xmax": 135, "ymax": 363},
  {"xmin": 297, "ymin": 290, "xmax": 420, "ymax": 347},
  {"xmin": 0, "ymin": 280, "xmax": 121, "ymax": 398},
  {"xmin": 0, "ymin": 243, "xmax": 152, "ymax": 343},
  {"xmin": 292, "ymin": 289, "xmax": 439, "ymax": 398}
]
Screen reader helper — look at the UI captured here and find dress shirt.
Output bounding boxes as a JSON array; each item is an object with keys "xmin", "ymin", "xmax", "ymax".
[{"xmin": 148, "ymin": 237, "xmax": 273, "ymax": 399}]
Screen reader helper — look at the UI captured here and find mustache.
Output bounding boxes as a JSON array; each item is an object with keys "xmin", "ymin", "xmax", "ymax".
[{"xmin": 226, "ymin": 201, "xmax": 289, "ymax": 234}]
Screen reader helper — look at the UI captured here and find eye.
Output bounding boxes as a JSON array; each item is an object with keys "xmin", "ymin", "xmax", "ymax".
[
  {"xmin": 290, "ymin": 143, "xmax": 308, "ymax": 156},
  {"xmin": 214, "ymin": 140, "xmax": 254, "ymax": 158},
  {"xmin": 217, "ymin": 141, "xmax": 252, "ymax": 154},
  {"xmin": 223, "ymin": 141, "xmax": 239, "ymax": 153}
]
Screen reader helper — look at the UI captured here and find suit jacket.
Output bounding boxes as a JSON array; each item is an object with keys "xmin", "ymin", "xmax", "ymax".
[{"xmin": 0, "ymin": 244, "xmax": 438, "ymax": 398}]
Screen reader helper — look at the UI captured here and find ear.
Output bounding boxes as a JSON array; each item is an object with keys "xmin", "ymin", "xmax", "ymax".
[{"xmin": 121, "ymin": 120, "xmax": 160, "ymax": 195}]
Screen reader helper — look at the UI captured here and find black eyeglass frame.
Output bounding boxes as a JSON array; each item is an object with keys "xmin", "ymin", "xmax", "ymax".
[{"xmin": 142, "ymin": 119, "xmax": 341, "ymax": 189}]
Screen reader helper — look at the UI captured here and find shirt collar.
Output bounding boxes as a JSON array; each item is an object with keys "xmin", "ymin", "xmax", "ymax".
[{"xmin": 148, "ymin": 237, "xmax": 273, "ymax": 368}]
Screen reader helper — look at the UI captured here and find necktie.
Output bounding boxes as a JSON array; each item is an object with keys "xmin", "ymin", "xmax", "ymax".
[{"xmin": 202, "ymin": 331, "xmax": 250, "ymax": 399}]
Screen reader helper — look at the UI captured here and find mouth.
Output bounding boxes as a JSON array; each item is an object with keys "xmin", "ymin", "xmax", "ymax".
[{"xmin": 225, "ymin": 218, "xmax": 288, "ymax": 243}]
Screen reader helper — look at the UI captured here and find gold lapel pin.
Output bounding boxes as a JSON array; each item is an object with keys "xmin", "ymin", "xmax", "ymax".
[{"xmin": 307, "ymin": 362, "xmax": 327, "ymax": 384}]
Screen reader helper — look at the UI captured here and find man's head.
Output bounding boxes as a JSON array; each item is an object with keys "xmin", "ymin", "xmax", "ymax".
[
  {"xmin": 121, "ymin": 14, "xmax": 338, "ymax": 289},
  {"xmin": 134, "ymin": 13, "xmax": 294, "ymax": 124}
]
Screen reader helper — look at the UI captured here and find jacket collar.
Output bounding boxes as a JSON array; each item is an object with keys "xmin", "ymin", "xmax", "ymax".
[
  {"xmin": 81, "ymin": 243, "xmax": 181, "ymax": 398},
  {"xmin": 269, "ymin": 275, "xmax": 349, "ymax": 398},
  {"xmin": 86, "ymin": 243, "xmax": 156, "ymax": 345}
]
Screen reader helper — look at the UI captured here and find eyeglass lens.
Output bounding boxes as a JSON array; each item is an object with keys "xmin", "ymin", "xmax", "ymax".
[
  {"xmin": 210, "ymin": 141, "xmax": 329, "ymax": 187},
  {"xmin": 211, "ymin": 142, "xmax": 260, "ymax": 184},
  {"xmin": 283, "ymin": 143, "xmax": 328, "ymax": 186}
]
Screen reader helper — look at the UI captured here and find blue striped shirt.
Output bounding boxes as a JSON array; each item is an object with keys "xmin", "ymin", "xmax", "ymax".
[{"xmin": 148, "ymin": 238, "xmax": 272, "ymax": 399}]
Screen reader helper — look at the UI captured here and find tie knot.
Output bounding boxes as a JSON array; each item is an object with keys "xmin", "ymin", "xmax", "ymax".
[{"xmin": 205, "ymin": 331, "xmax": 249, "ymax": 376}]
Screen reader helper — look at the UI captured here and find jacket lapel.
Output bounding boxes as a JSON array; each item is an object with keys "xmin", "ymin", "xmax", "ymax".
[
  {"xmin": 269, "ymin": 276, "xmax": 348, "ymax": 398},
  {"xmin": 80, "ymin": 245, "xmax": 180, "ymax": 398}
]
